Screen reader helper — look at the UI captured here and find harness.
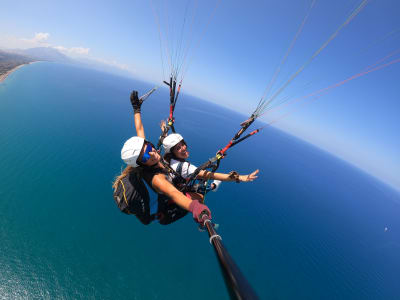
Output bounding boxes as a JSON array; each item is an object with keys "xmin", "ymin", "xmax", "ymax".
[{"xmin": 180, "ymin": 114, "xmax": 262, "ymax": 192}]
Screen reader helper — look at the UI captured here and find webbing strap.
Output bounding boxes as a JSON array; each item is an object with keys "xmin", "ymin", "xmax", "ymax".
[
  {"xmin": 160, "ymin": 158, "xmax": 186, "ymax": 186},
  {"xmin": 119, "ymin": 179, "xmax": 132, "ymax": 214},
  {"xmin": 176, "ymin": 161, "xmax": 184, "ymax": 177}
]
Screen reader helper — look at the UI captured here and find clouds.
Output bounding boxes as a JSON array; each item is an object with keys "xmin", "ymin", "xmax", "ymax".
[
  {"xmin": 0, "ymin": 34, "xmax": 40, "ymax": 49},
  {"xmin": 21, "ymin": 32, "xmax": 50, "ymax": 45},
  {"xmin": 0, "ymin": 32, "xmax": 90, "ymax": 57},
  {"xmin": 0, "ymin": 32, "xmax": 138, "ymax": 79}
]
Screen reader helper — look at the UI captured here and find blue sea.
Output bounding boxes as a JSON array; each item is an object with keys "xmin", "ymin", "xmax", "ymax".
[{"xmin": 1, "ymin": 62, "xmax": 399, "ymax": 299}]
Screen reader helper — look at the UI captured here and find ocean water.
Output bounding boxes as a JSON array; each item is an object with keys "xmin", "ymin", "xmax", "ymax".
[{"xmin": 0, "ymin": 62, "xmax": 399, "ymax": 299}]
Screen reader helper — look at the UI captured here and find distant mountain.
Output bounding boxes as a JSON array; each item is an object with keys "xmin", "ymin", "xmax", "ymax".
[
  {"xmin": 1, "ymin": 47, "xmax": 133, "ymax": 80},
  {"xmin": 0, "ymin": 50, "xmax": 36, "ymax": 75},
  {"xmin": 0, "ymin": 50, "xmax": 33, "ymax": 62},
  {"xmin": 11, "ymin": 47, "xmax": 71, "ymax": 63}
]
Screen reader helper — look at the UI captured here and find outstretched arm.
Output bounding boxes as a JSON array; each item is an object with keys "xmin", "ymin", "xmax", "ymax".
[
  {"xmin": 152, "ymin": 174, "xmax": 192, "ymax": 209},
  {"xmin": 151, "ymin": 173, "xmax": 212, "ymax": 222},
  {"xmin": 134, "ymin": 112, "xmax": 145, "ymax": 139},
  {"xmin": 197, "ymin": 169, "xmax": 259, "ymax": 183}
]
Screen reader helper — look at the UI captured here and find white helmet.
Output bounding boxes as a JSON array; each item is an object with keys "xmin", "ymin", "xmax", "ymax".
[
  {"xmin": 121, "ymin": 136, "xmax": 145, "ymax": 167},
  {"xmin": 163, "ymin": 133, "xmax": 184, "ymax": 154}
]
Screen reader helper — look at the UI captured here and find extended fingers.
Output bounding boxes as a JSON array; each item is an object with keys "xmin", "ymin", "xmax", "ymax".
[
  {"xmin": 247, "ymin": 169, "xmax": 259, "ymax": 181},
  {"xmin": 160, "ymin": 120, "xmax": 166, "ymax": 130}
]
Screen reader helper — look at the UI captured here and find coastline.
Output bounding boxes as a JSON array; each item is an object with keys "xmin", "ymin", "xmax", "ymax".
[{"xmin": 0, "ymin": 62, "xmax": 35, "ymax": 83}]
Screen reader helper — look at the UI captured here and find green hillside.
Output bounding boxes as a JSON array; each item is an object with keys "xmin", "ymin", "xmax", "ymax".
[{"xmin": 0, "ymin": 50, "xmax": 36, "ymax": 75}]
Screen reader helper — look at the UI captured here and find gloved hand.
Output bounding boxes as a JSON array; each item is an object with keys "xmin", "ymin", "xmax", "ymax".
[
  {"xmin": 189, "ymin": 200, "xmax": 211, "ymax": 224},
  {"xmin": 130, "ymin": 90, "xmax": 142, "ymax": 113}
]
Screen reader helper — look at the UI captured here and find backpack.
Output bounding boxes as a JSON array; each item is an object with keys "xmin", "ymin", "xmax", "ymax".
[{"xmin": 113, "ymin": 171, "xmax": 155, "ymax": 225}]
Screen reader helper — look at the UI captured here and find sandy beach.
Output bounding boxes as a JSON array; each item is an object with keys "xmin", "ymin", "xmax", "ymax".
[{"xmin": 0, "ymin": 62, "xmax": 33, "ymax": 83}]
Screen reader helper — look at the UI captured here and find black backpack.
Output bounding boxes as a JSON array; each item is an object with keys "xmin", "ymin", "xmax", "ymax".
[{"xmin": 113, "ymin": 171, "xmax": 154, "ymax": 225}]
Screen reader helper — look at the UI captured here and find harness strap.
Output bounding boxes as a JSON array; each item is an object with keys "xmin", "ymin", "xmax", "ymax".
[
  {"xmin": 176, "ymin": 161, "xmax": 184, "ymax": 177},
  {"xmin": 159, "ymin": 157, "xmax": 186, "ymax": 186}
]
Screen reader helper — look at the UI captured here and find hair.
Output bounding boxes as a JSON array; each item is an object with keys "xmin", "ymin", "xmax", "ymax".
[
  {"xmin": 112, "ymin": 165, "xmax": 136, "ymax": 189},
  {"xmin": 163, "ymin": 152, "xmax": 174, "ymax": 164}
]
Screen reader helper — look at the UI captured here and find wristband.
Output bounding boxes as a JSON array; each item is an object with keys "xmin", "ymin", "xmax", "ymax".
[{"xmin": 228, "ymin": 171, "xmax": 240, "ymax": 183}]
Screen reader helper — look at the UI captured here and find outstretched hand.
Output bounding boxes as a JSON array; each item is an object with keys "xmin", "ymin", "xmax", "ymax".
[
  {"xmin": 130, "ymin": 90, "xmax": 142, "ymax": 113},
  {"xmin": 239, "ymin": 169, "xmax": 259, "ymax": 182},
  {"xmin": 160, "ymin": 120, "xmax": 166, "ymax": 132}
]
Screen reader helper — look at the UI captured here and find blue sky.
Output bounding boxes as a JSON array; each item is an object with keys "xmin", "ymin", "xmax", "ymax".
[{"xmin": 1, "ymin": 0, "xmax": 399, "ymax": 191}]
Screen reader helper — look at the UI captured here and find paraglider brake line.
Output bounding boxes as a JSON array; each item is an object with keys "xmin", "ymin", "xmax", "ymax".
[{"xmin": 139, "ymin": 86, "xmax": 158, "ymax": 102}]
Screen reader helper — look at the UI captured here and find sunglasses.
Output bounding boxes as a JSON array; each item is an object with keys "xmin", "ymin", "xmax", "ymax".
[{"xmin": 141, "ymin": 143, "xmax": 154, "ymax": 163}]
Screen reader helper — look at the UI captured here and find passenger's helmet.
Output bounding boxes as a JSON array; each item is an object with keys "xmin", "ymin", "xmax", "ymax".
[
  {"xmin": 163, "ymin": 133, "xmax": 184, "ymax": 154},
  {"xmin": 121, "ymin": 136, "xmax": 145, "ymax": 167}
]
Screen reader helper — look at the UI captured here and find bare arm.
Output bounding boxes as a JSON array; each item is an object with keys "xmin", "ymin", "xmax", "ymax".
[
  {"xmin": 197, "ymin": 169, "xmax": 259, "ymax": 182},
  {"xmin": 151, "ymin": 173, "xmax": 192, "ymax": 210},
  {"xmin": 134, "ymin": 112, "xmax": 145, "ymax": 139},
  {"xmin": 151, "ymin": 168, "xmax": 212, "ymax": 223}
]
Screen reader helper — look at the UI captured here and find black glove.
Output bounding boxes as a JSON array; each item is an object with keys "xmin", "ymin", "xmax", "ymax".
[{"xmin": 130, "ymin": 90, "xmax": 142, "ymax": 113}]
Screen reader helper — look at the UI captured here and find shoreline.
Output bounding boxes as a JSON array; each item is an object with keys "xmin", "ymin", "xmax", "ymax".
[{"xmin": 0, "ymin": 62, "xmax": 36, "ymax": 83}]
